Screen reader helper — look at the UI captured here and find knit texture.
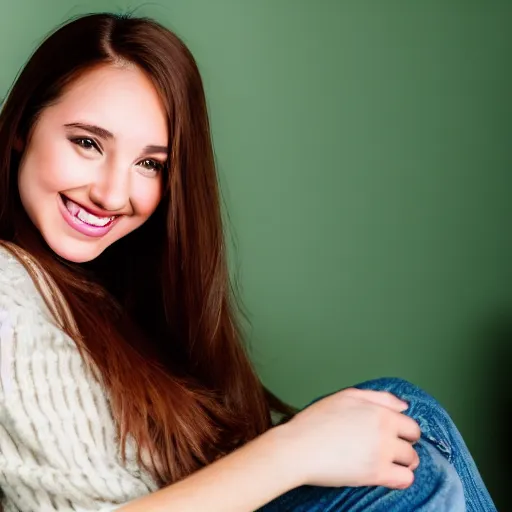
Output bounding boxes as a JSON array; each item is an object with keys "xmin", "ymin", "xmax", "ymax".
[{"xmin": 0, "ymin": 247, "xmax": 158, "ymax": 511}]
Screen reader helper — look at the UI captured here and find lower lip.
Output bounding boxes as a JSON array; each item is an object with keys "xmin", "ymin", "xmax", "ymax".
[{"xmin": 58, "ymin": 194, "xmax": 119, "ymax": 238}]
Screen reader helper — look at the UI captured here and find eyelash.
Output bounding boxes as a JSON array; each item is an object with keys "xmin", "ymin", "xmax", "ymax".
[
  {"xmin": 69, "ymin": 137, "xmax": 165, "ymax": 175},
  {"xmin": 71, "ymin": 137, "xmax": 100, "ymax": 152},
  {"xmin": 139, "ymin": 159, "xmax": 165, "ymax": 174}
]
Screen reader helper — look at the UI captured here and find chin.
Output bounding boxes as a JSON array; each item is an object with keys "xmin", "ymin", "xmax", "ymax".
[{"xmin": 44, "ymin": 236, "xmax": 107, "ymax": 264}]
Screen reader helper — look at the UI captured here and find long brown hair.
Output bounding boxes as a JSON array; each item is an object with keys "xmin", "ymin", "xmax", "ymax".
[{"xmin": 0, "ymin": 13, "xmax": 293, "ymax": 485}]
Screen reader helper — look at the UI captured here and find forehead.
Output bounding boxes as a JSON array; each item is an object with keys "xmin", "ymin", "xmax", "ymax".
[{"xmin": 44, "ymin": 64, "xmax": 168, "ymax": 145}]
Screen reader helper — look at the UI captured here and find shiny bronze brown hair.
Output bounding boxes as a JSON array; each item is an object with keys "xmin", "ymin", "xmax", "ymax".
[{"xmin": 0, "ymin": 13, "xmax": 293, "ymax": 484}]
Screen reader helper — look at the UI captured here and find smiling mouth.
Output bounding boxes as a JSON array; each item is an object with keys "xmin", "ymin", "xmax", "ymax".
[{"xmin": 60, "ymin": 194, "xmax": 118, "ymax": 228}]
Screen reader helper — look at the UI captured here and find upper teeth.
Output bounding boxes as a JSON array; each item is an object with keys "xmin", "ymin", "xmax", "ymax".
[{"xmin": 65, "ymin": 198, "xmax": 115, "ymax": 227}]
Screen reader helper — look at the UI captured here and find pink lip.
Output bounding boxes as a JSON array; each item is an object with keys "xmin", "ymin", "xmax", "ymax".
[{"xmin": 58, "ymin": 194, "xmax": 119, "ymax": 238}]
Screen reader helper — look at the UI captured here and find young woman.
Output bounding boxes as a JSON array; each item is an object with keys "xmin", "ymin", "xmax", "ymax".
[{"xmin": 0, "ymin": 13, "xmax": 496, "ymax": 512}]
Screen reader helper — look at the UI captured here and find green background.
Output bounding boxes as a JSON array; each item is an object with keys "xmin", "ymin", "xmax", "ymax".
[{"xmin": 1, "ymin": 1, "xmax": 510, "ymax": 507}]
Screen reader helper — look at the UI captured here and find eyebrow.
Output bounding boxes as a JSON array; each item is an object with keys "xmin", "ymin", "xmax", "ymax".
[{"xmin": 64, "ymin": 122, "xmax": 169, "ymax": 155}]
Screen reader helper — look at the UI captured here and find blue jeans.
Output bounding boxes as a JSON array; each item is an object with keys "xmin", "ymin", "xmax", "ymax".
[{"xmin": 259, "ymin": 378, "xmax": 496, "ymax": 512}]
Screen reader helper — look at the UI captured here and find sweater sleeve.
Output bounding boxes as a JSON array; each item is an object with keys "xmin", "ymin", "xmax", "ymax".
[{"xmin": 0, "ymin": 248, "xmax": 157, "ymax": 511}]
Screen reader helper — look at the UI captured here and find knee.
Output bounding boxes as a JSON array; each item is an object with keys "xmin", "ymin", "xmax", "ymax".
[
  {"xmin": 406, "ymin": 440, "xmax": 466, "ymax": 511},
  {"xmin": 355, "ymin": 377, "xmax": 456, "ymax": 462},
  {"xmin": 355, "ymin": 377, "xmax": 440, "ymax": 407}
]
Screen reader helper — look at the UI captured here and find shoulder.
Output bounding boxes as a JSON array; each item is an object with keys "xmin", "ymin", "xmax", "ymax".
[
  {"xmin": 0, "ymin": 243, "xmax": 31, "ymax": 281},
  {"xmin": 0, "ymin": 244, "xmax": 51, "ymax": 321},
  {"xmin": 0, "ymin": 244, "xmax": 157, "ymax": 510}
]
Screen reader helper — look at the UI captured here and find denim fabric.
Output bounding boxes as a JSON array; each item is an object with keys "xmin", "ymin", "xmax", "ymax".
[{"xmin": 258, "ymin": 378, "xmax": 496, "ymax": 512}]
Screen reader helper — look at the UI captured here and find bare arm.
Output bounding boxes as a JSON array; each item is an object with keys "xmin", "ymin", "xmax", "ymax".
[
  {"xmin": 119, "ymin": 425, "xmax": 299, "ymax": 512},
  {"xmin": 119, "ymin": 389, "xmax": 420, "ymax": 512}
]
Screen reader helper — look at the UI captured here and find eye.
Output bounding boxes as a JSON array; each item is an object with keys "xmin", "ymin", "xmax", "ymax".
[
  {"xmin": 70, "ymin": 137, "xmax": 101, "ymax": 153},
  {"xmin": 138, "ymin": 158, "xmax": 165, "ymax": 177}
]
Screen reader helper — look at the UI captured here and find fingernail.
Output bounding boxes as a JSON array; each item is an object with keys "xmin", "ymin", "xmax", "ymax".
[{"xmin": 400, "ymin": 400, "xmax": 409, "ymax": 411}]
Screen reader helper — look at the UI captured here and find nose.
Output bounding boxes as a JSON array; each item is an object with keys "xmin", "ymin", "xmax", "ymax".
[{"xmin": 89, "ymin": 162, "xmax": 131, "ymax": 212}]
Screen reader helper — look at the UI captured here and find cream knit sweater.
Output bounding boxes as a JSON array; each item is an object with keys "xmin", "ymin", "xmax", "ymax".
[{"xmin": 0, "ymin": 247, "xmax": 159, "ymax": 511}]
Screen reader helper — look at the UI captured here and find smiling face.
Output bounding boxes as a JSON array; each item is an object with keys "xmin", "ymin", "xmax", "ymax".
[{"xmin": 17, "ymin": 64, "xmax": 168, "ymax": 263}]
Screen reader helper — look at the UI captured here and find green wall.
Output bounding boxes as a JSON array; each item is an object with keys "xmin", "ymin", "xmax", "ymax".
[{"xmin": 2, "ymin": 1, "xmax": 510, "ymax": 507}]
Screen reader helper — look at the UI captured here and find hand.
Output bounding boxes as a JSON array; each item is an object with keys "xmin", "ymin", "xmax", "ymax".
[{"xmin": 276, "ymin": 388, "xmax": 421, "ymax": 490}]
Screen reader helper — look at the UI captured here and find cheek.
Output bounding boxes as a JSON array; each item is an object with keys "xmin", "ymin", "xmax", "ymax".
[
  {"xmin": 20, "ymin": 138, "xmax": 82, "ymax": 194},
  {"xmin": 131, "ymin": 178, "xmax": 163, "ymax": 218}
]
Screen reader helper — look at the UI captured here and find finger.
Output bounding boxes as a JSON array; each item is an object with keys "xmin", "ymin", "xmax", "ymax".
[
  {"xmin": 396, "ymin": 414, "xmax": 421, "ymax": 443},
  {"xmin": 379, "ymin": 464, "xmax": 415, "ymax": 490},
  {"xmin": 347, "ymin": 389, "xmax": 408, "ymax": 412},
  {"xmin": 409, "ymin": 451, "xmax": 420, "ymax": 471},
  {"xmin": 392, "ymin": 439, "xmax": 418, "ymax": 467}
]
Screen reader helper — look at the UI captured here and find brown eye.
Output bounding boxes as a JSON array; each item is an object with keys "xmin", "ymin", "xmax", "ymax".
[
  {"xmin": 71, "ymin": 137, "xmax": 101, "ymax": 152},
  {"xmin": 139, "ymin": 159, "xmax": 164, "ymax": 174}
]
